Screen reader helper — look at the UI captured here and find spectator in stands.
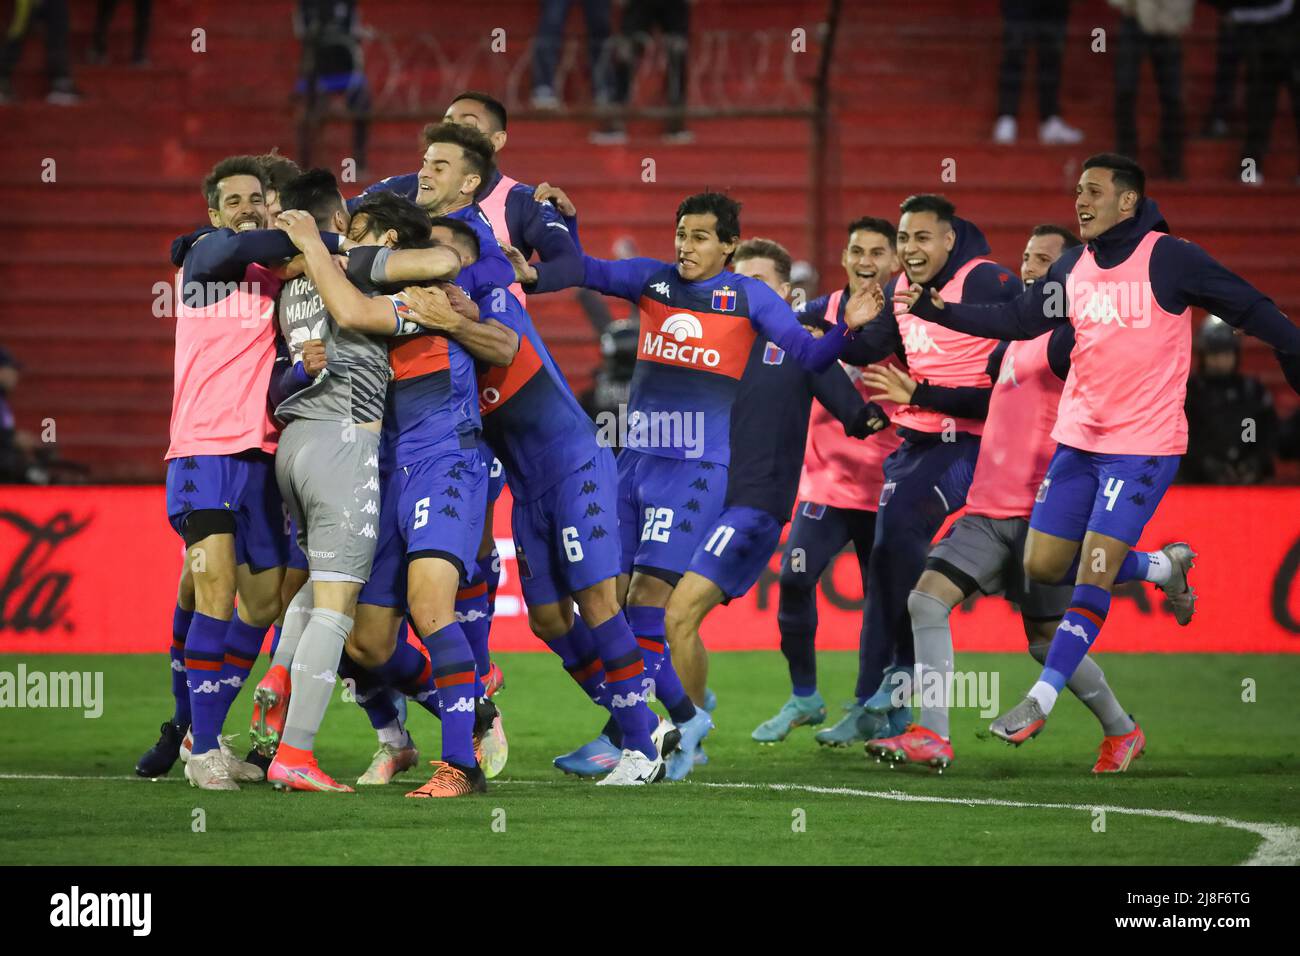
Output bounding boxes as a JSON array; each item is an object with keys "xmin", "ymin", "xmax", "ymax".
[
  {"xmin": 1200, "ymin": 3, "xmax": 1241, "ymax": 139},
  {"xmin": 531, "ymin": 0, "xmax": 613, "ymax": 110},
  {"xmin": 1231, "ymin": 0, "xmax": 1300, "ymax": 183},
  {"xmin": 1181, "ymin": 316, "xmax": 1278, "ymax": 484},
  {"xmin": 0, "ymin": 0, "xmax": 81, "ymax": 105},
  {"xmin": 1111, "ymin": 0, "xmax": 1194, "ymax": 180},
  {"xmin": 790, "ymin": 260, "xmax": 819, "ymax": 309},
  {"xmin": 89, "ymin": 0, "xmax": 152, "ymax": 66},
  {"xmin": 594, "ymin": 0, "xmax": 691, "ymax": 144},
  {"xmin": 992, "ymin": 0, "xmax": 1084, "ymax": 145},
  {"xmin": 0, "ymin": 347, "xmax": 42, "ymax": 483},
  {"xmin": 295, "ymin": 0, "xmax": 370, "ymax": 173}
]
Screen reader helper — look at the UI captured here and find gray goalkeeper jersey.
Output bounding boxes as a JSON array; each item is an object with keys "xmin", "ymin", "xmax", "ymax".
[{"xmin": 275, "ymin": 269, "xmax": 390, "ymax": 425}]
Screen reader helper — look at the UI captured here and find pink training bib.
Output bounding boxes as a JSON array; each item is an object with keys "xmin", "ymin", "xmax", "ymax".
[
  {"xmin": 891, "ymin": 258, "xmax": 999, "ymax": 435},
  {"xmin": 477, "ymin": 172, "xmax": 526, "ymax": 305},
  {"xmin": 965, "ymin": 332, "xmax": 1064, "ymax": 519},
  {"xmin": 166, "ymin": 263, "xmax": 283, "ymax": 460},
  {"xmin": 1054, "ymin": 231, "xmax": 1191, "ymax": 455}
]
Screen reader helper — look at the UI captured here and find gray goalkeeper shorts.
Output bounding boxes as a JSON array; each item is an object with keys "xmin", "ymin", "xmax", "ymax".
[
  {"xmin": 275, "ymin": 419, "xmax": 381, "ymax": 583},
  {"xmin": 926, "ymin": 513, "xmax": 1071, "ymax": 621}
]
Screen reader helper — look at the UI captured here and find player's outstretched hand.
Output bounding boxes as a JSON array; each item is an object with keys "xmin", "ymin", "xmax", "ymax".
[
  {"xmin": 439, "ymin": 281, "xmax": 480, "ymax": 322},
  {"xmin": 500, "ymin": 243, "xmax": 538, "ymax": 284},
  {"xmin": 301, "ymin": 339, "xmax": 327, "ymax": 377},
  {"xmin": 276, "ymin": 209, "xmax": 323, "ymax": 252},
  {"xmin": 534, "ymin": 182, "xmax": 576, "ymax": 217},
  {"xmin": 843, "ymin": 280, "xmax": 885, "ymax": 330},
  {"xmin": 894, "ymin": 282, "xmax": 945, "ymax": 313},
  {"xmin": 861, "ymin": 363, "xmax": 918, "ymax": 404},
  {"xmin": 399, "ymin": 284, "xmax": 459, "ymax": 332}
]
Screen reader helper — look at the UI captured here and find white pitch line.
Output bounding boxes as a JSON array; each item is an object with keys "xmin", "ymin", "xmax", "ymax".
[
  {"xmin": 695, "ymin": 781, "xmax": 1300, "ymax": 867},
  {"xmin": 2, "ymin": 773, "xmax": 1294, "ymax": 865}
]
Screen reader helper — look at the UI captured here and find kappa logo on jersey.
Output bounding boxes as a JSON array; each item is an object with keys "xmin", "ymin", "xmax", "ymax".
[
  {"xmin": 762, "ymin": 342, "xmax": 786, "ymax": 365},
  {"xmin": 901, "ymin": 320, "xmax": 945, "ymax": 355},
  {"xmin": 652, "ymin": 281, "xmax": 671, "ymax": 298},
  {"xmin": 711, "ymin": 287, "xmax": 737, "ymax": 312},
  {"xmin": 442, "ymin": 696, "xmax": 475, "ymax": 713},
  {"xmin": 997, "ymin": 352, "xmax": 1019, "ymax": 386},
  {"xmin": 643, "ymin": 312, "xmax": 722, "ymax": 368},
  {"xmin": 1077, "ymin": 291, "xmax": 1126, "ymax": 327},
  {"xmin": 1059, "ymin": 620, "xmax": 1091, "ymax": 643}
]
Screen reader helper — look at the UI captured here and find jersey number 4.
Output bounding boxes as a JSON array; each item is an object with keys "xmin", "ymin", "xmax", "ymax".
[{"xmin": 1102, "ymin": 478, "xmax": 1125, "ymax": 512}]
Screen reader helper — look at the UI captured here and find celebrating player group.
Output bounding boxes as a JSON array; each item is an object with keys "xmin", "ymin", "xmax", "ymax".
[{"xmin": 137, "ymin": 89, "xmax": 1300, "ymax": 794}]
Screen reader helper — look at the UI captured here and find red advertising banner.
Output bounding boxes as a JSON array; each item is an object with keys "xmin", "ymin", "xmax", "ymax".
[{"xmin": 1, "ymin": 485, "xmax": 1298, "ymax": 654}]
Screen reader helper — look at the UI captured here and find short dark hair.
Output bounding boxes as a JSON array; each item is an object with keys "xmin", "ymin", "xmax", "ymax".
[
  {"xmin": 732, "ymin": 237, "xmax": 793, "ymax": 283},
  {"xmin": 847, "ymin": 216, "xmax": 897, "ymax": 248},
  {"xmin": 202, "ymin": 155, "xmax": 266, "ymax": 209},
  {"xmin": 898, "ymin": 194, "xmax": 956, "ymax": 224},
  {"xmin": 448, "ymin": 90, "xmax": 508, "ymax": 132},
  {"xmin": 675, "ymin": 192, "xmax": 742, "ymax": 243},
  {"xmin": 255, "ymin": 150, "xmax": 302, "ymax": 197},
  {"xmin": 1082, "ymin": 152, "xmax": 1146, "ymax": 197},
  {"xmin": 429, "ymin": 215, "xmax": 482, "ymax": 261},
  {"xmin": 420, "ymin": 121, "xmax": 496, "ymax": 182},
  {"xmin": 280, "ymin": 169, "xmax": 344, "ymax": 229},
  {"xmin": 351, "ymin": 191, "xmax": 432, "ymax": 247},
  {"xmin": 1030, "ymin": 223, "xmax": 1083, "ymax": 248}
]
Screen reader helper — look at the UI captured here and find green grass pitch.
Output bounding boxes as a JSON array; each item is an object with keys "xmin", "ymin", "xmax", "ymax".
[{"xmin": 1, "ymin": 652, "xmax": 1297, "ymax": 865}]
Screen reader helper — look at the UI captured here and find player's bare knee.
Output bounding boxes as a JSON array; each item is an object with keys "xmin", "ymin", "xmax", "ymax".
[
  {"xmin": 527, "ymin": 601, "xmax": 573, "ymax": 641},
  {"xmin": 626, "ymin": 571, "xmax": 672, "ymax": 609},
  {"xmin": 573, "ymin": 582, "xmax": 620, "ymax": 629}
]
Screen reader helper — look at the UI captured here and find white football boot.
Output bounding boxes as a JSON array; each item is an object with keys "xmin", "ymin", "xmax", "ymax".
[
  {"xmin": 596, "ymin": 749, "xmax": 666, "ymax": 786},
  {"xmin": 184, "ymin": 749, "xmax": 240, "ymax": 791}
]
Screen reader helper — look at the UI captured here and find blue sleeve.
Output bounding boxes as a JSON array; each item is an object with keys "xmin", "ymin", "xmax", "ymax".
[
  {"xmin": 910, "ymin": 256, "xmax": 1071, "ymax": 340},
  {"xmin": 184, "ymin": 228, "xmax": 341, "ymax": 286},
  {"xmin": 347, "ymin": 172, "xmax": 419, "ymax": 213},
  {"xmin": 746, "ymin": 279, "xmax": 849, "ymax": 373},
  {"xmin": 564, "ymin": 213, "xmax": 583, "ymax": 255},
  {"xmin": 1151, "ymin": 236, "xmax": 1300, "ymax": 355},
  {"xmin": 963, "ymin": 261, "xmax": 1024, "ymax": 305},
  {"xmin": 797, "ymin": 293, "xmax": 830, "ymax": 324},
  {"xmin": 840, "ymin": 276, "xmax": 903, "ymax": 366},
  {"xmin": 1047, "ymin": 324, "xmax": 1075, "ymax": 381},
  {"xmin": 809, "ymin": 363, "xmax": 868, "ymax": 433},
  {"xmin": 909, "ymin": 382, "xmax": 993, "ymax": 420},
  {"xmin": 563, "ymin": 256, "xmax": 665, "ymax": 300},
  {"xmin": 514, "ymin": 190, "xmax": 586, "ymax": 291}
]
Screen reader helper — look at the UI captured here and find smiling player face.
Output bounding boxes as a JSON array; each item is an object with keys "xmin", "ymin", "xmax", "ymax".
[
  {"xmin": 417, "ymin": 143, "xmax": 479, "ymax": 215},
  {"xmin": 842, "ymin": 229, "xmax": 898, "ymax": 295},
  {"xmin": 897, "ymin": 210, "xmax": 954, "ymax": 286},
  {"xmin": 208, "ymin": 174, "xmax": 267, "ymax": 232},
  {"xmin": 675, "ymin": 213, "xmax": 736, "ymax": 282},
  {"xmin": 1075, "ymin": 167, "xmax": 1137, "ymax": 241},
  {"xmin": 1021, "ymin": 233, "xmax": 1067, "ymax": 285}
]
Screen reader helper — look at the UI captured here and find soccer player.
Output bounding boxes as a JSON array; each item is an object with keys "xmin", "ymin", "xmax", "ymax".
[
  {"xmin": 279, "ymin": 194, "xmax": 515, "ymax": 797},
  {"xmin": 418, "ymin": 216, "xmax": 683, "ymax": 784},
  {"xmin": 1020, "ymin": 224, "xmax": 1080, "ymax": 286},
  {"xmin": 897, "ymin": 153, "xmax": 1300, "ymax": 743},
  {"xmin": 164, "ymin": 156, "xmax": 348, "ymax": 790},
  {"xmin": 868, "ymin": 223, "xmax": 1190, "ymax": 773},
  {"xmin": 663, "ymin": 237, "xmax": 887, "ymax": 778},
  {"xmin": 817, "ymin": 195, "xmax": 1022, "ymax": 746},
  {"xmin": 518, "ymin": 191, "xmax": 878, "ymax": 774},
  {"xmin": 259, "ymin": 171, "xmax": 460, "ymax": 792},
  {"xmin": 752, "ymin": 217, "xmax": 904, "ymax": 744}
]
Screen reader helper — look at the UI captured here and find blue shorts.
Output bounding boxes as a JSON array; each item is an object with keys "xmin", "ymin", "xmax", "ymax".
[
  {"xmin": 686, "ymin": 505, "xmax": 784, "ymax": 601},
  {"xmin": 480, "ymin": 440, "xmax": 507, "ymax": 504},
  {"xmin": 164, "ymin": 451, "xmax": 287, "ymax": 572},
  {"xmin": 1029, "ymin": 445, "xmax": 1180, "ymax": 547},
  {"xmin": 358, "ymin": 447, "xmax": 488, "ymax": 608},
  {"xmin": 512, "ymin": 449, "xmax": 623, "ymax": 606},
  {"xmin": 616, "ymin": 449, "xmax": 728, "ymax": 584}
]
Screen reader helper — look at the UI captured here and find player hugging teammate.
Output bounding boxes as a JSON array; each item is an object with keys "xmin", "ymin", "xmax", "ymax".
[{"xmin": 137, "ymin": 85, "xmax": 1300, "ymax": 791}]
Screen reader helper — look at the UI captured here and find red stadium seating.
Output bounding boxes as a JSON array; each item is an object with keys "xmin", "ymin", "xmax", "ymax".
[{"xmin": 0, "ymin": 0, "xmax": 1295, "ymax": 481}]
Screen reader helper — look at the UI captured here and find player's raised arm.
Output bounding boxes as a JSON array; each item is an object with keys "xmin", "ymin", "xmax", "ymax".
[
  {"xmin": 746, "ymin": 277, "xmax": 863, "ymax": 373},
  {"xmin": 1155, "ymin": 237, "xmax": 1300, "ymax": 356},
  {"xmin": 181, "ymin": 226, "xmax": 342, "ymax": 286},
  {"xmin": 839, "ymin": 278, "xmax": 904, "ymax": 366},
  {"xmin": 279, "ymin": 209, "xmax": 403, "ymax": 335},
  {"xmin": 522, "ymin": 252, "xmax": 664, "ymax": 300},
  {"xmin": 365, "ymin": 244, "xmax": 462, "ymax": 284},
  {"xmin": 512, "ymin": 185, "xmax": 585, "ymax": 291},
  {"xmin": 905, "ymin": 256, "xmax": 1069, "ymax": 341}
]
